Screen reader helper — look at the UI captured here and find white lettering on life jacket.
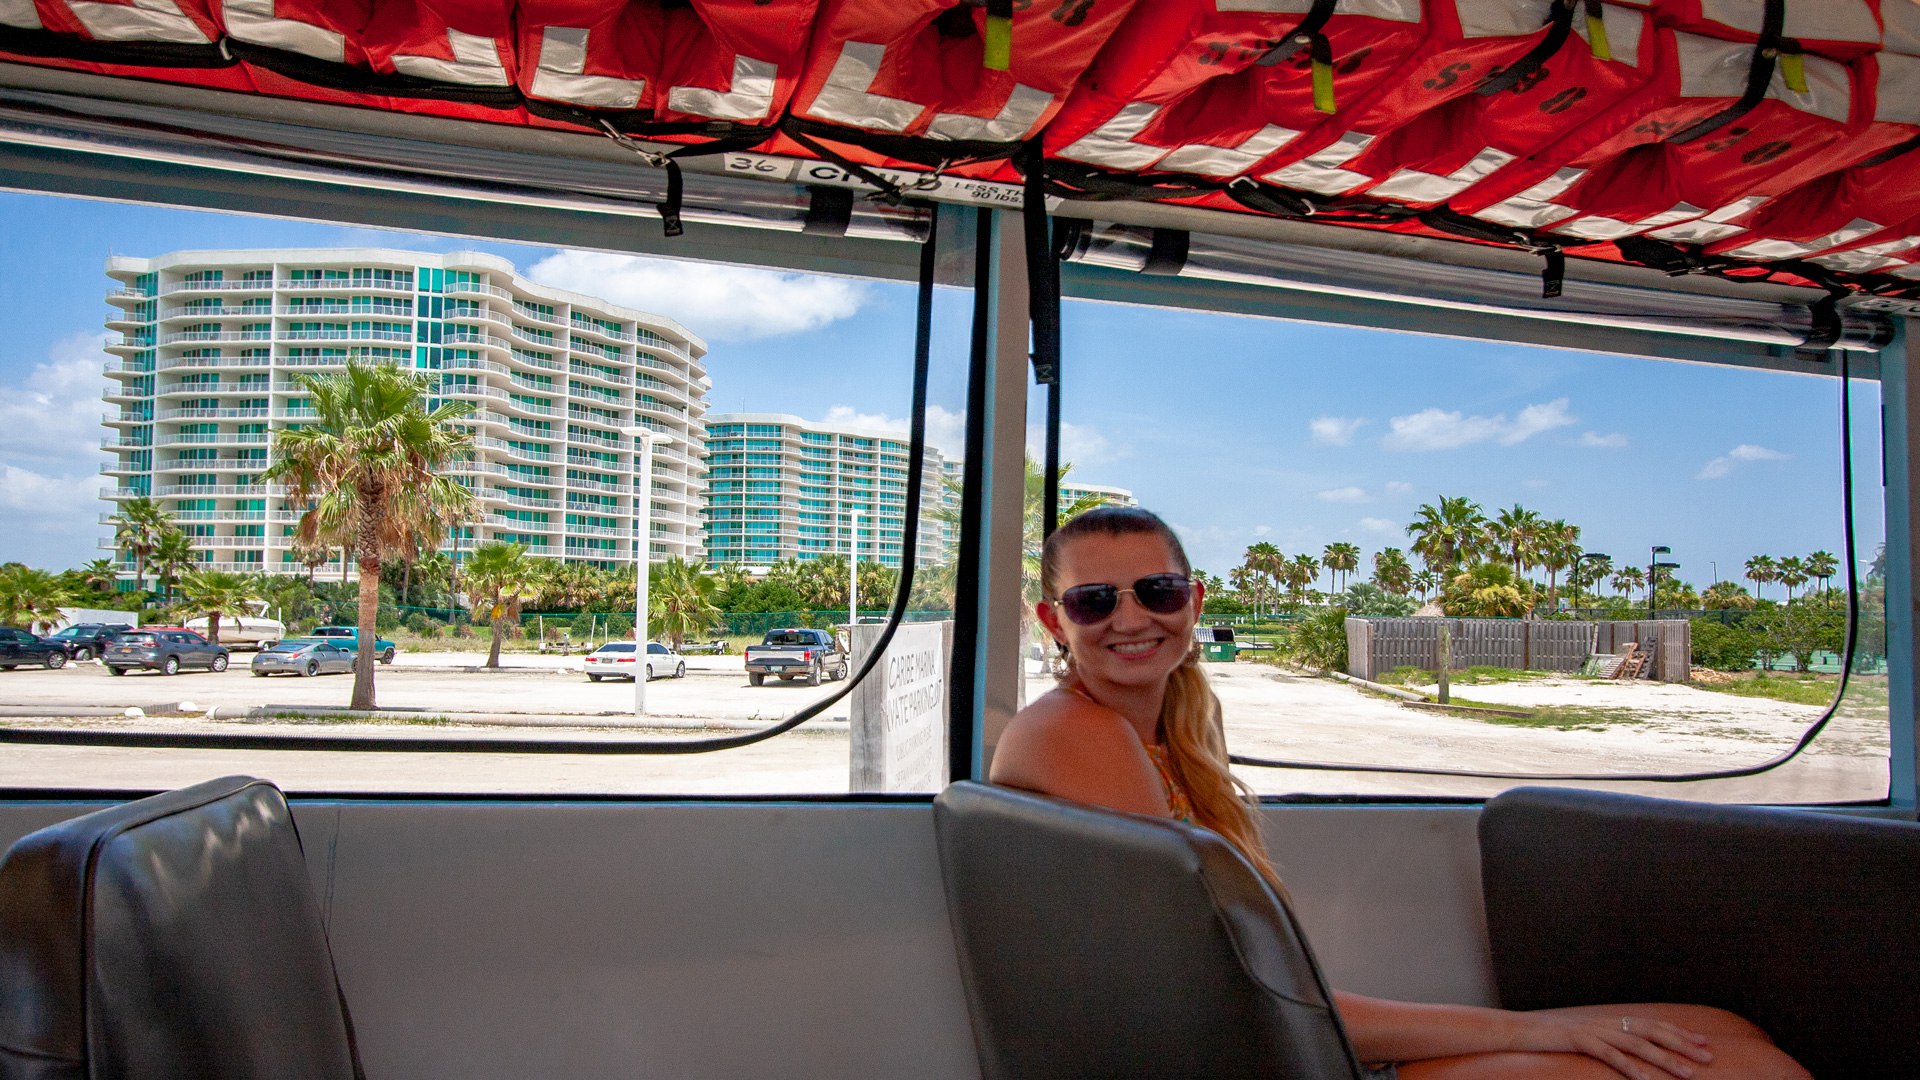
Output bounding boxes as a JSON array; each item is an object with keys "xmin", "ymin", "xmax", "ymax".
[
  {"xmin": 1264, "ymin": 131, "xmax": 1374, "ymax": 195},
  {"xmin": 1728, "ymin": 218, "xmax": 1886, "ymax": 260},
  {"xmin": 530, "ymin": 27, "xmax": 646, "ymax": 109},
  {"xmin": 1473, "ymin": 167, "xmax": 1585, "ymax": 229},
  {"xmin": 927, "ymin": 83, "xmax": 1053, "ymax": 143},
  {"xmin": 1645, "ymin": 195, "xmax": 1768, "ymax": 243},
  {"xmin": 1368, "ymin": 147, "xmax": 1516, "ymax": 203},
  {"xmin": 224, "ymin": 0, "xmax": 347, "ymax": 64},
  {"xmin": 391, "ymin": 29, "xmax": 509, "ymax": 86},
  {"xmin": 65, "ymin": 0, "xmax": 208, "ymax": 44},
  {"xmin": 801, "ymin": 41, "xmax": 923, "ymax": 132},
  {"xmin": 669, "ymin": 54, "xmax": 779, "ymax": 122}
]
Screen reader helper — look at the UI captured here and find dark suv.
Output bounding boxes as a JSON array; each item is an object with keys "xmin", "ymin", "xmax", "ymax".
[
  {"xmin": 0, "ymin": 626, "xmax": 67, "ymax": 669},
  {"xmin": 104, "ymin": 628, "xmax": 230, "ymax": 676},
  {"xmin": 45, "ymin": 623, "xmax": 133, "ymax": 662}
]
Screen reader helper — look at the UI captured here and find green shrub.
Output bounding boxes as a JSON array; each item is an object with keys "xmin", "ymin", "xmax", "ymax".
[
  {"xmin": 606, "ymin": 614, "xmax": 634, "ymax": 639},
  {"xmin": 403, "ymin": 612, "xmax": 437, "ymax": 636},
  {"xmin": 1287, "ymin": 607, "xmax": 1351, "ymax": 672},
  {"xmin": 1691, "ymin": 618, "xmax": 1758, "ymax": 671},
  {"xmin": 570, "ymin": 613, "xmax": 597, "ymax": 639}
]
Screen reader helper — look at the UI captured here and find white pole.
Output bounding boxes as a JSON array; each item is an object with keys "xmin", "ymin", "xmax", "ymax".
[
  {"xmin": 849, "ymin": 506, "xmax": 859, "ymax": 633},
  {"xmin": 629, "ymin": 429, "xmax": 670, "ymax": 717}
]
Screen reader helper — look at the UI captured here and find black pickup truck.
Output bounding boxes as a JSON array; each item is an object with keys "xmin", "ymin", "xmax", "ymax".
[{"xmin": 742, "ymin": 628, "xmax": 847, "ymax": 687}]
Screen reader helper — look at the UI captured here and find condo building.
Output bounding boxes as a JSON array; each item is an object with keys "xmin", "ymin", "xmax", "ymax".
[
  {"xmin": 702, "ymin": 413, "xmax": 952, "ymax": 570},
  {"xmin": 102, "ymin": 249, "xmax": 709, "ymax": 576}
]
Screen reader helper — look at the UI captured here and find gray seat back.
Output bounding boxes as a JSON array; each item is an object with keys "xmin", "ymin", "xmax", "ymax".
[
  {"xmin": 1481, "ymin": 786, "xmax": 1920, "ymax": 1080},
  {"xmin": 0, "ymin": 775, "xmax": 363, "ymax": 1080},
  {"xmin": 933, "ymin": 781, "xmax": 1363, "ymax": 1080}
]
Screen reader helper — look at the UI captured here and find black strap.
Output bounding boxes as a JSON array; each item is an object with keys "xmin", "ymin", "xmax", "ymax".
[
  {"xmin": 1142, "ymin": 229, "xmax": 1191, "ymax": 276},
  {"xmin": 1021, "ymin": 143, "xmax": 1064, "ymax": 540},
  {"xmin": 1668, "ymin": 0, "xmax": 1788, "ymax": 145},
  {"xmin": 1256, "ymin": 0, "xmax": 1339, "ymax": 66},
  {"xmin": 0, "ymin": 27, "xmax": 231, "ymax": 68},
  {"xmin": 783, "ymin": 115, "xmax": 1022, "ymax": 171},
  {"xmin": 1477, "ymin": 0, "xmax": 1578, "ymax": 96},
  {"xmin": 226, "ymin": 40, "xmax": 523, "ymax": 109},
  {"xmin": 1224, "ymin": 177, "xmax": 1318, "ymax": 219},
  {"xmin": 1540, "ymin": 248, "xmax": 1566, "ymax": 299}
]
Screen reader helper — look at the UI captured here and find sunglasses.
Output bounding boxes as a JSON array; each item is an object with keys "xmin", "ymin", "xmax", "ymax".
[{"xmin": 1050, "ymin": 573, "xmax": 1194, "ymax": 625}]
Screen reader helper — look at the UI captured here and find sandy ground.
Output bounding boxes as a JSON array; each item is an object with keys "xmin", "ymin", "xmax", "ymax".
[{"xmin": 0, "ymin": 655, "xmax": 1888, "ymax": 802}]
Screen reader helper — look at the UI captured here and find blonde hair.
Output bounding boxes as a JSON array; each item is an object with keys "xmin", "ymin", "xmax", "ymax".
[{"xmin": 1041, "ymin": 507, "xmax": 1285, "ymax": 893}]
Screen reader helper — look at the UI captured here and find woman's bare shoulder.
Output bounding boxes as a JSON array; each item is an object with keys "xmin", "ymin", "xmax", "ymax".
[{"xmin": 990, "ymin": 687, "xmax": 1169, "ymax": 817}]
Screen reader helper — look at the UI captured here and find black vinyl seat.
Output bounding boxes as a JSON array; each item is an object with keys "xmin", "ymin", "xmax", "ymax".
[
  {"xmin": 1480, "ymin": 786, "xmax": 1920, "ymax": 1080},
  {"xmin": 933, "ymin": 780, "xmax": 1364, "ymax": 1080},
  {"xmin": 0, "ymin": 775, "xmax": 364, "ymax": 1080}
]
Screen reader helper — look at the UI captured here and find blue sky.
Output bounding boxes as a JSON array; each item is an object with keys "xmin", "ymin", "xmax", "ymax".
[{"xmin": 0, "ymin": 190, "xmax": 1882, "ymax": 593}]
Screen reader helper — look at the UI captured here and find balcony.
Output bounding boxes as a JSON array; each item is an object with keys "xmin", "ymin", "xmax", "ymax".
[
  {"xmin": 155, "ymin": 484, "xmax": 277, "ymax": 497},
  {"xmin": 282, "ymin": 328, "xmax": 412, "ymax": 342},
  {"xmin": 155, "ymin": 433, "xmax": 272, "ymax": 448},
  {"xmin": 273, "ymin": 277, "xmax": 412, "ymax": 291},
  {"xmin": 160, "ymin": 305, "xmax": 270, "ymax": 319},
  {"xmin": 160, "ymin": 355, "xmax": 271, "ymax": 371},
  {"xmin": 159, "ymin": 330, "xmax": 273, "ymax": 345},
  {"xmin": 168, "ymin": 279, "xmax": 273, "ymax": 293},
  {"xmin": 156, "ymin": 407, "xmax": 270, "ymax": 421},
  {"xmin": 445, "ymin": 280, "xmax": 512, "ymax": 301}
]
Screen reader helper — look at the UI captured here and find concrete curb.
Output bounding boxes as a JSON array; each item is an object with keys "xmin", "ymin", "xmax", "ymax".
[
  {"xmin": 204, "ymin": 703, "xmax": 847, "ymax": 731},
  {"xmin": 1329, "ymin": 671, "xmax": 1431, "ymax": 703}
]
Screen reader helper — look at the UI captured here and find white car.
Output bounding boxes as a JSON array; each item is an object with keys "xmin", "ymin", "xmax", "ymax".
[
  {"xmin": 184, "ymin": 601, "xmax": 284, "ymax": 651},
  {"xmin": 583, "ymin": 641, "xmax": 687, "ymax": 682}
]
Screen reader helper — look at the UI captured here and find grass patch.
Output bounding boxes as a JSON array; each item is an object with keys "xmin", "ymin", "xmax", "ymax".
[
  {"xmin": 1693, "ymin": 672, "xmax": 1888, "ymax": 709},
  {"xmin": 266, "ymin": 710, "xmax": 458, "ymax": 726},
  {"xmin": 1378, "ymin": 665, "xmax": 1556, "ymax": 686},
  {"xmin": 1419, "ymin": 696, "xmax": 1644, "ymax": 731}
]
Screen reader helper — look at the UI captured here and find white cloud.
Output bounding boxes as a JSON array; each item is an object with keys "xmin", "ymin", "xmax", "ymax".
[
  {"xmin": 1358, "ymin": 517, "xmax": 1399, "ymax": 534},
  {"xmin": 1309, "ymin": 416, "xmax": 1368, "ymax": 446},
  {"xmin": 1315, "ymin": 486, "xmax": 1370, "ymax": 503},
  {"xmin": 526, "ymin": 251, "xmax": 870, "ymax": 342},
  {"xmin": 0, "ymin": 332, "xmax": 114, "ymax": 566},
  {"xmin": 1697, "ymin": 443, "xmax": 1790, "ymax": 480},
  {"xmin": 1383, "ymin": 397, "xmax": 1576, "ymax": 452},
  {"xmin": 1580, "ymin": 431, "xmax": 1629, "ymax": 449},
  {"xmin": 1030, "ymin": 421, "xmax": 1117, "ymax": 469},
  {"xmin": 1522, "ymin": 478, "xmax": 1551, "ymax": 489},
  {"xmin": 1384, "ymin": 480, "xmax": 1414, "ymax": 495},
  {"xmin": 819, "ymin": 404, "xmax": 968, "ymax": 458}
]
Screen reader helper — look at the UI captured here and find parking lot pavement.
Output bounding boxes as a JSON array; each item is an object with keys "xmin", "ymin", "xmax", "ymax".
[
  {"xmin": 0, "ymin": 658, "xmax": 1890, "ymax": 802},
  {"xmin": 0, "ymin": 656, "xmax": 844, "ymax": 723}
]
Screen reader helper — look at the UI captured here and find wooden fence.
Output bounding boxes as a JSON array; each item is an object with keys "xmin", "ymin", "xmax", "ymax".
[{"xmin": 1345, "ymin": 617, "xmax": 1691, "ymax": 683}]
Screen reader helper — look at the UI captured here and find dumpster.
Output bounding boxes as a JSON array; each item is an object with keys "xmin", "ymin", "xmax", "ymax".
[{"xmin": 1195, "ymin": 625, "xmax": 1238, "ymax": 663}]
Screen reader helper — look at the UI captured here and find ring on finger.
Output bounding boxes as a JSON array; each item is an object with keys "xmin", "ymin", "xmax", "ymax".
[{"xmin": 1621, "ymin": 1017, "xmax": 1631, "ymax": 1034}]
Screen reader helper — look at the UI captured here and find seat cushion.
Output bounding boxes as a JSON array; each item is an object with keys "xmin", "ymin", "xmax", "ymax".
[
  {"xmin": 1479, "ymin": 786, "xmax": 1920, "ymax": 1080},
  {"xmin": 935, "ymin": 781, "xmax": 1363, "ymax": 1080},
  {"xmin": 0, "ymin": 775, "xmax": 361, "ymax": 1080}
]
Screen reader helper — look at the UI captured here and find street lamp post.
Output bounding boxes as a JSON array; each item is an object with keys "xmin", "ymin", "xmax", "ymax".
[
  {"xmin": 1572, "ymin": 552, "xmax": 1610, "ymax": 613},
  {"xmin": 626, "ymin": 427, "xmax": 673, "ymax": 716},
  {"xmin": 1648, "ymin": 545, "xmax": 1679, "ymax": 621}
]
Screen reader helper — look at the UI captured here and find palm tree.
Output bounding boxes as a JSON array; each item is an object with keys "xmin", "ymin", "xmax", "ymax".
[
  {"xmin": 1407, "ymin": 496, "xmax": 1489, "ymax": 572},
  {"xmin": 1701, "ymin": 581, "xmax": 1757, "ymax": 610},
  {"xmin": 1610, "ymin": 565, "xmax": 1645, "ymax": 598},
  {"xmin": 1776, "ymin": 555, "xmax": 1809, "ymax": 603},
  {"xmin": 1285, "ymin": 553, "xmax": 1321, "ymax": 608},
  {"xmin": 1537, "ymin": 519, "xmax": 1580, "ymax": 607},
  {"xmin": 1805, "ymin": 550, "xmax": 1838, "ymax": 596},
  {"xmin": 175, "ymin": 569, "xmax": 259, "ymax": 644},
  {"xmin": 78, "ymin": 558, "xmax": 121, "ymax": 596},
  {"xmin": 1371, "ymin": 547, "xmax": 1412, "ymax": 596},
  {"xmin": 1322, "ymin": 541, "xmax": 1360, "ymax": 594},
  {"xmin": 150, "ymin": 528, "xmax": 198, "ymax": 600},
  {"xmin": 463, "ymin": 541, "xmax": 538, "ymax": 669},
  {"xmin": 262, "ymin": 360, "xmax": 476, "ymax": 708},
  {"xmin": 0, "ymin": 566, "xmax": 69, "ymax": 632},
  {"xmin": 1745, "ymin": 555, "xmax": 1777, "ymax": 602},
  {"xmin": 649, "ymin": 557, "xmax": 723, "ymax": 650},
  {"xmin": 108, "ymin": 496, "xmax": 172, "ymax": 596},
  {"xmin": 1492, "ymin": 504, "xmax": 1544, "ymax": 578},
  {"xmin": 1410, "ymin": 568, "xmax": 1441, "ymax": 602},
  {"xmin": 1570, "ymin": 555, "xmax": 1611, "ymax": 609}
]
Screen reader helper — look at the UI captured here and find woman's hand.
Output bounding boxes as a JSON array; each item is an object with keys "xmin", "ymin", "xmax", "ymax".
[{"xmin": 1510, "ymin": 1009, "xmax": 1715, "ymax": 1080}]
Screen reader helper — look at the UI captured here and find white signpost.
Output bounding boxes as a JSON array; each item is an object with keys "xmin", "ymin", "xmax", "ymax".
[{"xmin": 850, "ymin": 621, "xmax": 952, "ymax": 792}]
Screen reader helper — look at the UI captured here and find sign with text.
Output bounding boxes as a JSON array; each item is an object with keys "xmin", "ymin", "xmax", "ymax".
[{"xmin": 850, "ymin": 621, "xmax": 952, "ymax": 793}]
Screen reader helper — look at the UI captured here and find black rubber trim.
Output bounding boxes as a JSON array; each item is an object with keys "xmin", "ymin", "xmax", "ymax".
[
  {"xmin": 1142, "ymin": 228, "xmax": 1191, "ymax": 276},
  {"xmin": 949, "ymin": 206, "xmax": 995, "ymax": 783},
  {"xmin": 0, "ymin": 30, "xmax": 231, "ymax": 68},
  {"xmin": 1022, "ymin": 142, "xmax": 1063, "ymax": 541}
]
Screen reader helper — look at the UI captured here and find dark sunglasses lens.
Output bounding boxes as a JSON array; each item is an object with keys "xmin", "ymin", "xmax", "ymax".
[
  {"xmin": 1135, "ymin": 574, "xmax": 1192, "ymax": 613},
  {"xmin": 1060, "ymin": 584, "xmax": 1119, "ymax": 625}
]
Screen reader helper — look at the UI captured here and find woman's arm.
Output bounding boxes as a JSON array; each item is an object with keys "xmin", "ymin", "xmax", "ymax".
[{"xmin": 1335, "ymin": 992, "xmax": 1714, "ymax": 1080}]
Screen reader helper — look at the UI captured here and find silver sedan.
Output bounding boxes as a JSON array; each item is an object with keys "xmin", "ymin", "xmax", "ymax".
[{"xmin": 251, "ymin": 640, "xmax": 357, "ymax": 677}]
